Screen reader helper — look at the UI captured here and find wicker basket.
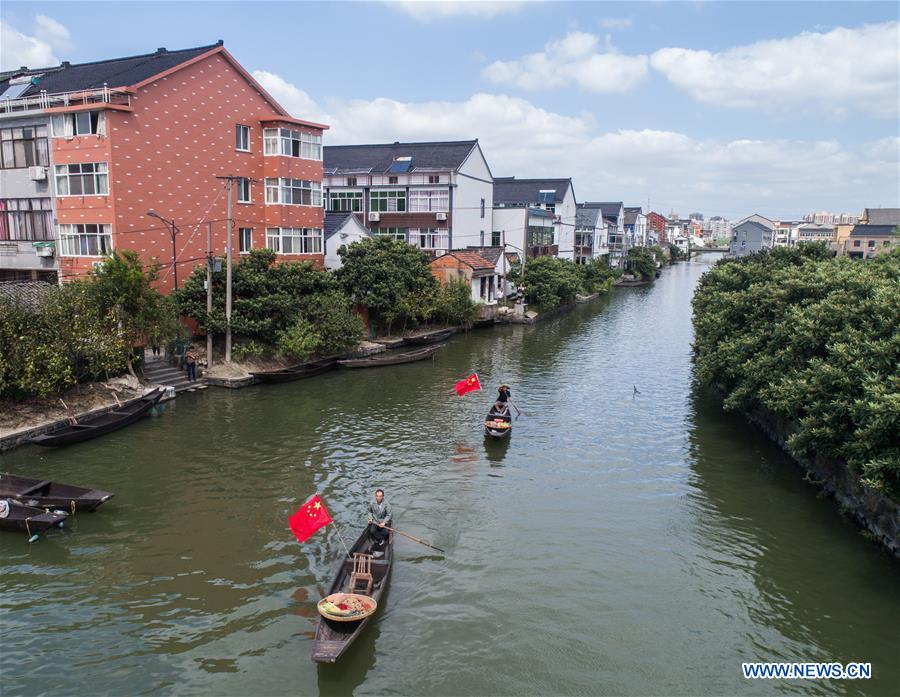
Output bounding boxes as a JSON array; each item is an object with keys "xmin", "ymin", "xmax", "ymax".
[{"xmin": 317, "ymin": 592, "xmax": 378, "ymax": 622}]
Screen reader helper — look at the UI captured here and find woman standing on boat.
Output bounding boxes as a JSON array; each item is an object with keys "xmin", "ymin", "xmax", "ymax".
[{"xmin": 496, "ymin": 384, "xmax": 511, "ymax": 406}]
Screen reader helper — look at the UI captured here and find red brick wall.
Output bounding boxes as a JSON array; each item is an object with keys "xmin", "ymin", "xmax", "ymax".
[
  {"xmin": 429, "ymin": 254, "xmax": 471, "ymax": 286},
  {"xmin": 57, "ymin": 51, "xmax": 325, "ymax": 291}
]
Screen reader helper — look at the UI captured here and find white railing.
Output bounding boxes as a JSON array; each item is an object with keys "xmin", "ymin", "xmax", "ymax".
[{"xmin": 0, "ymin": 85, "xmax": 131, "ymax": 114}]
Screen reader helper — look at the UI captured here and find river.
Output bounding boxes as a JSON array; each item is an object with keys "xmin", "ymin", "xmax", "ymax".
[{"xmin": 1, "ymin": 257, "xmax": 898, "ymax": 697}]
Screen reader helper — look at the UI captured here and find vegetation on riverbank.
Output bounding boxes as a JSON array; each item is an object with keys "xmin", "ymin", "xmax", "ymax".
[
  {"xmin": 0, "ymin": 251, "xmax": 174, "ymax": 399},
  {"xmin": 512, "ymin": 256, "xmax": 619, "ymax": 310},
  {"xmin": 692, "ymin": 244, "xmax": 900, "ymax": 500}
]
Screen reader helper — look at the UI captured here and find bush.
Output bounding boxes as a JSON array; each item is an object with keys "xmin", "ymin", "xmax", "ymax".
[
  {"xmin": 434, "ymin": 279, "xmax": 479, "ymax": 326},
  {"xmin": 692, "ymin": 245, "xmax": 900, "ymax": 499},
  {"xmin": 669, "ymin": 243, "xmax": 686, "ymax": 261},
  {"xmin": 277, "ymin": 316, "xmax": 320, "ymax": 360},
  {"xmin": 232, "ymin": 340, "xmax": 266, "ymax": 361},
  {"xmin": 626, "ymin": 247, "xmax": 658, "ymax": 280}
]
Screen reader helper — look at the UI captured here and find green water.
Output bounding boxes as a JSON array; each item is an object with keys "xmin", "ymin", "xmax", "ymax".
[{"xmin": 1, "ymin": 258, "xmax": 898, "ymax": 696}]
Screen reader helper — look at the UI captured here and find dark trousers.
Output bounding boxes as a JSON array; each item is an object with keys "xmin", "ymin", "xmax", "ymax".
[
  {"xmin": 368, "ymin": 523, "xmax": 388, "ymax": 546},
  {"xmin": 187, "ymin": 363, "xmax": 196, "ymax": 381}
]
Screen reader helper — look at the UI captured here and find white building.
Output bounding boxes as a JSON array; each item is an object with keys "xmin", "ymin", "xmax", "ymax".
[
  {"xmin": 730, "ymin": 214, "xmax": 775, "ymax": 257},
  {"xmin": 323, "ymin": 212, "xmax": 371, "ymax": 270},
  {"xmin": 491, "ymin": 206, "xmax": 557, "ymax": 265},
  {"xmin": 624, "ymin": 207, "xmax": 648, "ymax": 247},
  {"xmin": 492, "ymin": 177, "xmax": 577, "ymax": 260},
  {"xmin": 574, "ymin": 204, "xmax": 609, "ymax": 263},
  {"xmin": 323, "ymin": 140, "xmax": 494, "ymax": 257}
]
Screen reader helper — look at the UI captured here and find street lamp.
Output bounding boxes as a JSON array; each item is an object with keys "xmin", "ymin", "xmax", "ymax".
[{"xmin": 146, "ymin": 210, "xmax": 179, "ymax": 290}]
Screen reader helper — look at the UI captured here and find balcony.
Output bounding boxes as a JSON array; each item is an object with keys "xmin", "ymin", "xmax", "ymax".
[
  {"xmin": 526, "ymin": 244, "xmax": 558, "ymax": 258},
  {"xmin": 0, "ymin": 86, "xmax": 132, "ymax": 116}
]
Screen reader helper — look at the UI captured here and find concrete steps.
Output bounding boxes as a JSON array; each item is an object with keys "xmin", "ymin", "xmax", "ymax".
[{"xmin": 142, "ymin": 361, "xmax": 206, "ymax": 394}]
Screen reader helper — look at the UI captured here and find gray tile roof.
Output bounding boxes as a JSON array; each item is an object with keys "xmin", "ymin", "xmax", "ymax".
[
  {"xmin": 323, "ymin": 140, "xmax": 478, "ymax": 174},
  {"xmin": 863, "ymin": 208, "xmax": 900, "ymax": 225},
  {"xmin": 623, "ymin": 207, "xmax": 642, "ymax": 226},
  {"xmin": 464, "ymin": 246, "xmax": 503, "ymax": 264},
  {"xmin": 493, "ymin": 177, "xmax": 572, "ymax": 205},
  {"xmin": 849, "ymin": 224, "xmax": 898, "ymax": 238},
  {"xmin": 324, "ymin": 212, "xmax": 370, "ymax": 240},
  {"xmin": 0, "ymin": 280, "xmax": 55, "ymax": 310},
  {"xmin": 575, "ymin": 205, "xmax": 602, "ymax": 229},
  {"xmin": 0, "ymin": 43, "xmax": 222, "ymax": 98}
]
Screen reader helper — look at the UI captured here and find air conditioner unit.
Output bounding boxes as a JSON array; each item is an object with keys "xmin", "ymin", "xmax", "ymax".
[
  {"xmin": 33, "ymin": 242, "xmax": 54, "ymax": 257},
  {"xmin": 29, "ymin": 166, "xmax": 47, "ymax": 181},
  {"xmin": 435, "ymin": 212, "xmax": 447, "ymax": 221},
  {"xmin": 368, "ymin": 212, "xmax": 380, "ymax": 222}
]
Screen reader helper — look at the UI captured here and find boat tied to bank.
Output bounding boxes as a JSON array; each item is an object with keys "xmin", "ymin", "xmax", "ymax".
[
  {"xmin": 0, "ymin": 473, "xmax": 114, "ymax": 512},
  {"xmin": 337, "ymin": 344, "xmax": 444, "ymax": 369},
  {"xmin": 0, "ymin": 498, "xmax": 68, "ymax": 537},
  {"xmin": 404, "ymin": 327, "xmax": 454, "ymax": 346},
  {"xmin": 249, "ymin": 357, "xmax": 338, "ymax": 383}
]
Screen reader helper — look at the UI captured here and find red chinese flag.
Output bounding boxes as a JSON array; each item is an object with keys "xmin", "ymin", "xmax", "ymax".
[
  {"xmin": 454, "ymin": 372, "xmax": 482, "ymax": 397},
  {"xmin": 288, "ymin": 494, "xmax": 332, "ymax": 543}
]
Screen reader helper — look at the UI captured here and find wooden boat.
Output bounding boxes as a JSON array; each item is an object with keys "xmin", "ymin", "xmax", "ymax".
[
  {"xmin": 613, "ymin": 277, "xmax": 651, "ymax": 287},
  {"xmin": 0, "ymin": 498, "xmax": 68, "ymax": 534},
  {"xmin": 30, "ymin": 387, "xmax": 164, "ymax": 447},
  {"xmin": 312, "ymin": 524, "xmax": 393, "ymax": 663},
  {"xmin": 0, "ymin": 473, "xmax": 114, "ymax": 512},
  {"xmin": 484, "ymin": 402, "xmax": 512, "ymax": 439},
  {"xmin": 337, "ymin": 344, "xmax": 444, "ymax": 369},
  {"xmin": 404, "ymin": 327, "xmax": 454, "ymax": 346},
  {"xmin": 250, "ymin": 357, "xmax": 338, "ymax": 383}
]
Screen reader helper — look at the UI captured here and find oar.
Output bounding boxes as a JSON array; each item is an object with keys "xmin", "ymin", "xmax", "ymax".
[
  {"xmin": 376, "ymin": 523, "xmax": 445, "ymax": 553},
  {"xmin": 508, "ymin": 399, "xmax": 524, "ymax": 417}
]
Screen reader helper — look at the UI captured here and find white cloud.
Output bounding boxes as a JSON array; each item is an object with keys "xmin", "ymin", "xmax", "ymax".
[
  {"xmin": 252, "ymin": 71, "xmax": 899, "ymax": 217},
  {"xmin": 650, "ymin": 21, "xmax": 900, "ymax": 118},
  {"xmin": 482, "ymin": 31, "xmax": 649, "ymax": 93},
  {"xmin": 252, "ymin": 70, "xmax": 328, "ymax": 123},
  {"xmin": 386, "ymin": 0, "xmax": 524, "ymax": 22},
  {"xmin": 599, "ymin": 17, "xmax": 632, "ymax": 30},
  {"xmin": 0, "ymin": 19, "xmax": 59, "ymax": 70}
]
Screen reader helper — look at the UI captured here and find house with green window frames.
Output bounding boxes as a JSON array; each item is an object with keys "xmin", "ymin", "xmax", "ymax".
[{"xmin": 322, "ymin": 139, "xmax": 494, "ymax": 257}]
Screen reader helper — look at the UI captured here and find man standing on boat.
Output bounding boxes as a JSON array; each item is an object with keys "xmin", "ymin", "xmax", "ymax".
[
  {"xmin": 367, "ymin": 489, "xmax": 392, "ymax": 552},
  {"xmin": 496, "ymin": 384, "xmax": 511, "ymax": 407}
]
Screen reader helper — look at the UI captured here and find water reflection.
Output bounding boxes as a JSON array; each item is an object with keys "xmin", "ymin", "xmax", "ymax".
[{"xmin": 483, "ymin": 434, "xmax": 510, "ymax": 464}]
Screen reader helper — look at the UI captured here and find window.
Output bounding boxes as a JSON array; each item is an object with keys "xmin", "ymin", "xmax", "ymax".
[
  {"xmin": 346, "ymin": 177, "xmax": 357, "ymax": 187},
  {"xmin": 236, "ymin": 177, "xmax": 252, "ymax": 203},
  {"xmin": 0, "ymin": 198, "xmax": 53, "ymax": 241},
  {"xmin": 410, "ymin": 228, "xmax": 448, "ymax": 252},
  {"xmin": 239, "ymin": 227, "xmax": 253, "ymax": 253},
  {"xmin": 55, "ymin": 162, "xmax": 109, "ymax": 196},
  {"xmin": 481, "ymin": 198, "xmax": 485, "ymax": 218},
  {"xmin": 236, "ymin": 124, "xmax": 250, "ymax": 151},
  {"xmin": 265, "ymin": 178, "xmax": 322, "ymax": 206},
  {"xmin": 265, "ymin": 227, "xmax": 322, "ymax": 254},
  {"xmin": 491, "ymin": 231, "xmax": 501, "ymax": 246},
  {"xmin": 374, "ymin": 227, "xmax": 407, "ymax": 242},
  {"xmin": 868, "ymin": 240, "xmax": 876, "ymax": 248},
  {"xmin": 59, "ymin": 223, "xmax": 112, "ymax": 256},
  {"xmin": 388, "ymin": 176, "xmax": 398, "ymax": 185},
  {"xmin": 263, "ymin": 128, "xmax": 322, "ymax": 160},
  {"xmin": 51, "ymin": 112, "xmax": 106, "ymax": 138},
  {"xmin": 408, "ymin": 189, "xmax": 449, "ymax": 213},
  {"xmin": 526, "ymin": 226, "xmax": 554, "ymax": 247},
  {"xmin": 370, "ymin": 190, "xmax": 406, "ymax": 212},
  {"xmin": 328, "ymin": 191, "xmax": 363, "ymax": 212},
  {"xmin": 0, "ymin": 126, "xmax": 49, "ymax": 169},
  {"xmin": 428, "ymin": 175, "xmax": 440, "ymax": 184},
  {"xmin": 480, "ymin": 230, "xmax": 485, "ymax": 246},
  {"xmin": 853, "ymin": 240, "xmax": 861, "ymax": 247}
]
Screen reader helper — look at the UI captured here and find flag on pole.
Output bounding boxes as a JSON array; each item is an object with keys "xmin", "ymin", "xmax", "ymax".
[
  {"xmin": 288, "ymin": 494, "xmax": 333, "ymax": 543},
  {"xmin": 454, "ymin": 372, "xmax": 482, "ymax": 397}
]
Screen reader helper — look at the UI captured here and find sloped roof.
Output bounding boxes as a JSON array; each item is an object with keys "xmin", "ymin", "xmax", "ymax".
[
  {"xmin": 436, "ymin": 250, "xmax": 496, "ymax": 272},
  {"xmin": 0, "ymin": 280, "xmax": 55, "ymax": 310},
  {"xmin": 465, "ymin": 246, "xmax": 503, "ymax": 264},
  {"xmin": 0, "ymin": 43, "xmax": 222, "ymax": 98},
  {"xmin": 849, "ymin": 224, "xmax": 898, "ymax": 238},
  {"xmin": 324, "ymin": 140, "xmax": 477, "ymax": 174},
  {"xmin": 863, "ymin": 208, "xmax": 900, "ymax": 225},
  {"xmin": 623, "ymin": 207, "xmax": 642, "ymax": 226},
  {"xmin": 324, "ymin": 212, "xmax": 370, "ymax": 240},
  {"xmin": 576, "ymin": 205, "xmax": 602, "ymax": 228},
  {"xmin": 582, "ymin": 202, "xmax": 623, "ymax": 220},
  {"xmin": 493, "ymin": 177, "xmax": 572, "ymax": 205}
]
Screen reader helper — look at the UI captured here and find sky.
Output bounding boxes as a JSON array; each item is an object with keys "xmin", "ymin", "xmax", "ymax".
[{"xmin": 2, "ymin": 0, "xmax": 898, "ymax": 220}]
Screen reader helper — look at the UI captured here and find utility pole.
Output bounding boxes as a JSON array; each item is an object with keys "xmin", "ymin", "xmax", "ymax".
[
  {"xmin": 502, "ymin": 229, "xmax": 508, "ymax": 302},
  {"xmin": 215, "ymin": 175, "xmax": 235, "ymax": 362},
  {"xmin": 146, "ymin": 211, "xmax": 179, "ymax": 290},
  {"xmin": 206, "ymin": 221, "xmax": 213, "ymax": 368}
]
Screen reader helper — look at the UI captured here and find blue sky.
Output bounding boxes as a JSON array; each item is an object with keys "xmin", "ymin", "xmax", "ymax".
[{"xmin": 3, "ymin": 1, "xmax": 898, "ymax": 219}]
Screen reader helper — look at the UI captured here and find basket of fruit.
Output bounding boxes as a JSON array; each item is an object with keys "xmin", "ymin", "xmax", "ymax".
[
  {"xmin": 484, "ymin": 420, "xmax": 511, "ymax": 429},
  {"xmin": 317, "ymin": 593, "xmax": 378, "ymax": 622}
]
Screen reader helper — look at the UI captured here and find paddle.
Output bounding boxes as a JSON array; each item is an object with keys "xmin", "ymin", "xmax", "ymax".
[
  {"xmin": 508, "ymin": 399, "xmax": 524, "ymax": 417},
  {"xmin": 370, "ymin": 521, "xmax": 445, "ymax": 554},
  {"xmin": 59, "ymin": 398, "xmax": 78, "ymax": 425}
]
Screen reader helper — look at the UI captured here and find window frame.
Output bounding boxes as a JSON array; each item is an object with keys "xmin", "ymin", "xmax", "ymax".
[
  {"xmin": 408, "ymin": 188, "xmax": 449, "ymax": 213},
  {"xmin": 265, "ymin": 178, "xmax": 322, "ymax": 207},
  {"xmin": 409, "ymin": 227, "xmax": 448, "ymax": 252},
  {"xmin": 58, "ymin": 223, "xmax": 113, "ymax": 257},
  {"xmin": 0, "ymin": 125, "xmax": 50, "ymax": 169},
  {"xmin": 264, "ymin": 227, "xmax": 323, "ymax": 255},
  {"xmin": 262, "ymin": 127, "xmax": 322, "ymax": 160},
  {"xmin": 54, "ymin": 162, "xmax": 109, "ymax": 196},
  {"xmin": 374, "ymin": 227, "xmax": 407, "ymax": 242},
  {"xmin": 370, "ymin": 190, "xmax": 407, "ymax": 213},
  {"xmin": 0, "ymin": 198, "xmax": 54, "ymax": 241},
  {"xmin": 236, "ymin": 124, "xmax": 251, "ymax": 152},
  {"xmin": 237, "ymin": 177, "xmax": 252, "ymax": 204},
  {"xmin": 239, "ymin": 227, "xmax": 253, "ymax": 253}
]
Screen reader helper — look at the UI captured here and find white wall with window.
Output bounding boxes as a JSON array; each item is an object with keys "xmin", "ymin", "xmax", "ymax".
[
  {"xmin": 370, "ymin": 190, "xmax": 406, "ymax": 212},
  {"xmin": 265, "ymin": 178, "xmax": 321, "ymax": 206},
  {"xmin": 59, "ymin": 223, "xmax": 112, "ymax": 256},
  {"xmin": 51, "ymin": 112, "xmax": 106, "ymax": 138},
  {"xmin": 265, "ymin": 227, "xmax": 323, "ymax": 254},
  {"xmin": 409, "ymin": 188, "xmax": 449, "ymax": 212},
  {"xmin": 55, "ymin": 162, "xmax": 109, "ymax": 196},
  {"xmin": 263, "ymin": 128, "xmax": 322, "ymax": 160},
  {"xmin": 451, "ymin": 142, "xmax": 493, "ymax": 249},
  {"xmin": 409, "ymin": 228, "xmax": 448, "ymax": 254}
]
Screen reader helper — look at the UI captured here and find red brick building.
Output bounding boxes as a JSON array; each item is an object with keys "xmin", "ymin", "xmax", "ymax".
[
  {"xmin": 0, "ymin": 42, "xmax": 327, "ymax": 291},
  {"xmin": 647, "ymin": 211, "xmax": 667, "ymax": 245}
]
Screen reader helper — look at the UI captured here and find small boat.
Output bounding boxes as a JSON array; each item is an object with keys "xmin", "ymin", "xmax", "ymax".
[
  {"xmin": 312, "ymin": 524, "xmax": 393, "ymax": 663},
  {"xmin": 337, "ymin": 344, "xmax": 444, "ymax": 369},
  {"xmin": 404, "ymin": 327, "xmax": 454, "ymax": 346},
  {"xmin": 0, "ymin": 473, "xmax": 114, "ymax": 512},
  {"xmin": 250, "ymin": 357, "xmax": 338, "ymax": 384},
  {"xmin": 0, "ymin": 498, "xmax": 68, "ymax": 534},
  {"xmin": 30, "ymin": 387, "xmax": 164, "ymax": 447},
  {"xmin": 484, "ymin": 402, "xmax": 512, "ymax": 439},
  {"xmin": 613, "ymin": 277, "xmax": 651, "ymax": 287}
]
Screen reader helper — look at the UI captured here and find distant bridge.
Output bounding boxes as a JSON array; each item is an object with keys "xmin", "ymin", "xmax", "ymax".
[{"xmin": 690, "ymin": 247, "xmax": 729, "ymax": 254}]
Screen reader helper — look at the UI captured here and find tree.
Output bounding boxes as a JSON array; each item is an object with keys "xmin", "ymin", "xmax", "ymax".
[
  {"xmin": 625, "ymin": 247, "xmax": 658, "ymax": 281},
  {"xmin": 516, "ymin": 256, "xmax": 584, "ymax": 309},
  {"xmin": 335, "ymin": 236, "xmax": 438, "ymax": 333},
  {"xmin": 433, "ymin": 279, "xmax": 479, "ymax": 326}
]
